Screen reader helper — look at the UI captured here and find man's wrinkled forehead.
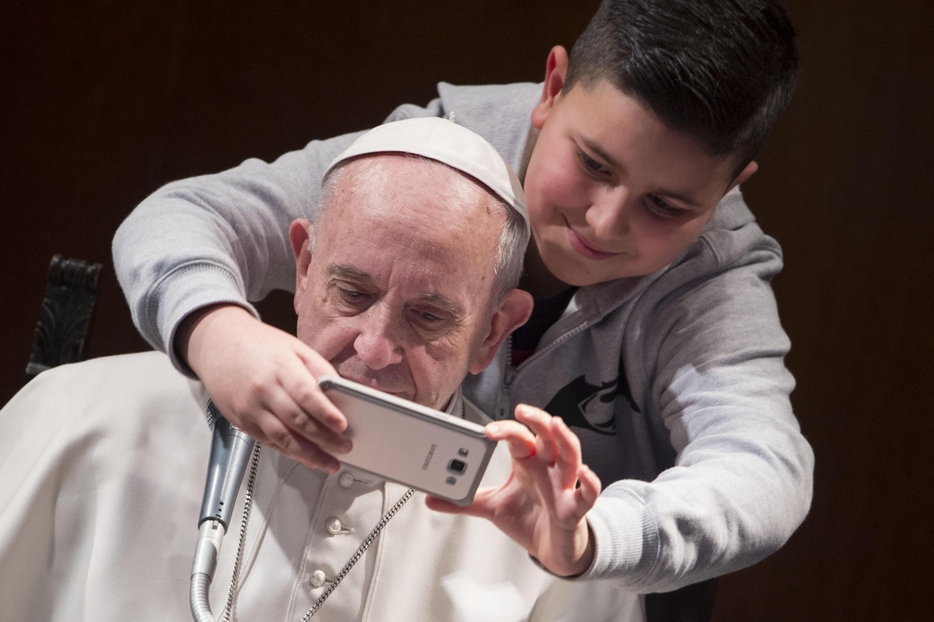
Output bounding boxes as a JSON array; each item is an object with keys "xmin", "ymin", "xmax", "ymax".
[{"xmin": 317, "ymin": 155, "xmax": 492, "ymax": 260}]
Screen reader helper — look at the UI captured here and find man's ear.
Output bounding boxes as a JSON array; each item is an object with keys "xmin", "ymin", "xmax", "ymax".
[
  {"xmin": 289, "ymin": 218, "xmax": 315, "ymax": 308},
  {"xmin": 469, "ymin": 289, "xmax": 535, "ymax": 375},
  {"xmin": 531, "ymin": 46, "xmax": 569, "ymax": 130},
  {"xmin": 726, "ymin": 160, "xmax": 759, "ymax": 194}
]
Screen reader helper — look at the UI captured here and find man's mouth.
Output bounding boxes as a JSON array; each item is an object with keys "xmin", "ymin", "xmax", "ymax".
[
  {"xmin": 352, "ymin": 379, "xmax": 401, "ymax": 395},
  {"xmin": 341, "ymin": 374, "xmax": 411, "ymax": 399},
  {"xmin": 332, "ymin": 354, "xmax": 417, "ymax": 401}
]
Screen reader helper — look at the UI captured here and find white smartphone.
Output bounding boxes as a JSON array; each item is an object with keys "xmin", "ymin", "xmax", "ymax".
[{"xmin": 318, "ymin": 375, "xmax": 496, "ymax": 506}]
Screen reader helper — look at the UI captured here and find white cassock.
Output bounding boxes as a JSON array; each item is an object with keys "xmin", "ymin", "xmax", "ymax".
[{"xmin": 0, "ymin": 352, "xmax": 643, "ymax": 622}]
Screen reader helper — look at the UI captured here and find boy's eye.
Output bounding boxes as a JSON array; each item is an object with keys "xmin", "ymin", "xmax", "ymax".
[
  {"xmin": 577, "ymin": 149, "xmax": 611, "ymax": 177},
  {"xmin": 646, "ymin": 194, "xmax": 686, "ymax": 218}
]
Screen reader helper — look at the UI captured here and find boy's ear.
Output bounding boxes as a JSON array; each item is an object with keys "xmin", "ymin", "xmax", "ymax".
[
  {"xmin": 468, "ymin": 289, "xmax": 534, "ymax": 375},
  {"xmin": 531, "ymin": 46, "xmax": 570, "ymax": 130},
  {"xmin": 727, "ymin": 160, "xmax": 759, "ymax": 193},
  {"xmin": 289, "ymin": 218, "xmax": 315, "ymax": 304}
]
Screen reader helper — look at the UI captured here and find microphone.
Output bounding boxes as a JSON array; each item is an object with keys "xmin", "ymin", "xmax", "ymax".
[
  {"xmin": 199, "ymin": 400, "xmax": 256, "ymax": 529},
  {"xmin": 190, "ymin": 400, "xmax": 256, "ymax": 622}
]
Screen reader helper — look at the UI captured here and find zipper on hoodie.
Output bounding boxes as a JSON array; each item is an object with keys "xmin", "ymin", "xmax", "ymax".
[
  {"xmin": 494, "ymin": 281, "xmax": 651, "ymax": 422},
  {"xmin": 495, "ymin": 317, "xmax": 592, "ymax": 420},
  {"xmin": 496, "ymin": 335, "xmax": 517, "ymax": 420}
]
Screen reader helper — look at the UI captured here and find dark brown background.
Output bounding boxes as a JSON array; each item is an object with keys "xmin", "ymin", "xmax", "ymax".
[{"xmin": 1, "ymin": 1, "xmax": 931, "ymax": 619}]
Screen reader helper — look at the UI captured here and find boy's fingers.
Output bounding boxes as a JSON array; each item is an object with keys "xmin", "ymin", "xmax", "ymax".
[
  {"xmin": 281, "ymin": 356, "xmax": 348, "ymax": 435},
  {"xmin": 271, "ymin": 367, "xmax": 351, "ymax": 452},
  {"xmin": 552, "ymin": 416, "xmax": 583, "ymax": 462},
  {"xmin": 253, "ymin": 412, "xmax": 342, "ymax": 473},
  {"xmin": 289, "ymin": 439, "xmax": 343, "ymax": 474},
  {"xmin": 424, "ymin": 495, "xmax": 462, "ymax": 514},
  {"xmin": 485, "ymin": 420, "xmax": 533, "ymax": 440},
  {"xmin": 425, "ymin": 491, "xmax": 494, "ymax": 521},
  {"xmin": 486, "ymin": 421, "xmax": 537, "ymax": 460},
  {"xmin": 575, "ymin": 465, "xmax": 602, "ymax": 508},
  {"xmin": 271, "ymin": 393, "xmax": 352, "ymax": 456},
  {"xmin": 515, "ymin": 405, "xmax": 559, "ymax": 464},
  {"xmin": 550, "ymin": 417, "xmax": 585, "ymax": 487},
  {"xmin": 514, "ymin": 404, "xmax": 551, "ymax": 433}
]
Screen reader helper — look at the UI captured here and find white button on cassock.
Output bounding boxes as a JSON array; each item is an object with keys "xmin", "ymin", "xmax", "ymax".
[
  {"xmin": 326, "ymin": 517, "xmax": 350, "ymax": 535},
  {"xmin": 309, "ymin": 569, "xmax": 328, "ymax": 588}
]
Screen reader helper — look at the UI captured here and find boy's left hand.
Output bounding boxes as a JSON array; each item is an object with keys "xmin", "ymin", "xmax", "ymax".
[{"xmin": 426, "ymin": 404, "xmax": 601, "ymax": 577}]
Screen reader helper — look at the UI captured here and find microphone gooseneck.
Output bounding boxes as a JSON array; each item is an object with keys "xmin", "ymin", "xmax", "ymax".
[{"xmin": 190, "ymin": 400, "xmax": 256, "ymax": 622}]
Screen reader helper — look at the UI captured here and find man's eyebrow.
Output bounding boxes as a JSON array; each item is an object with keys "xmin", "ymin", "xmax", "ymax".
[
  {"xmin": 580, "ymin": 136, "xmax": 702, "ymax": 208},
  {"xmin": 327, "ymin": 264, "xmax": 374, "ymax": 282}
]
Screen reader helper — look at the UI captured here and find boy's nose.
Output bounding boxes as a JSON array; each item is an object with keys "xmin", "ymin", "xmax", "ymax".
[{"xmin": 586, "ymin": 186, "xmax": 632, "ymax": 240}]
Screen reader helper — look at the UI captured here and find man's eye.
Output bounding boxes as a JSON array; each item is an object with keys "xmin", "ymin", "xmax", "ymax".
[
  {"xmin": 409, "ymin": 308, "xmax": 446, "ymax": 327},
  {"xmin": 418, "ymin": 311, "xmax": 442, "ymax": 323},
  {"xmin": 646, "ymin": 194, "xmax": 686, "ymax": 218},
  {"xmin": 339, "ymin": 289, "xmax": 369, "ymax": 303},
  {"xmin": 577, "ymin": 149, "xmax": 610, "ymax": 177}
]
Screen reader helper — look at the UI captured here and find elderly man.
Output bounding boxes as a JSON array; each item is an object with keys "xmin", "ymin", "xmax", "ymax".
[{"xmin": 0, "ymin": 119, "xmax": 639, "ymax": 622}]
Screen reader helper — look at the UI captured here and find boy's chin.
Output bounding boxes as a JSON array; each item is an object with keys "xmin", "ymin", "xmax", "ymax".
[{"xmin": 539, "ymin": 244, "xmax": 654, "ymax": 287}]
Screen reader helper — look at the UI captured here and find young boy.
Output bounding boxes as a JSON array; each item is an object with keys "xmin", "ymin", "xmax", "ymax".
[{"xmin": 114, "ymin": 0, "xmax": 813, "ymax": 616}]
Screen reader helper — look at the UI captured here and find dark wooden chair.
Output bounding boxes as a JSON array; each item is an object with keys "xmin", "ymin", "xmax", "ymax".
[{"xmin": 24, "ymin": 255, "xmax": 103, "ymax": 385}]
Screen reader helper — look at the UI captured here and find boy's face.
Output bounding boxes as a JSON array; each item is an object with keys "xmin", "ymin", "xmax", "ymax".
[{"xmin": 524, "ymin": 48, "xmax": 756, "ymax": 287}]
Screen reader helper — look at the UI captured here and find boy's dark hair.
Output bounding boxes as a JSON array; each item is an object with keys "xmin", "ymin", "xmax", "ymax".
[{"xmin": 565, "ymin": 0, "xmax": 798, "ymax": 178}]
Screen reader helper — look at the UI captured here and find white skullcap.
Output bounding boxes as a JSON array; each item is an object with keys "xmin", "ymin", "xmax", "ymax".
[{"xmin": 324, "ymin": 117, "xmax": 529, "ymax": 231}]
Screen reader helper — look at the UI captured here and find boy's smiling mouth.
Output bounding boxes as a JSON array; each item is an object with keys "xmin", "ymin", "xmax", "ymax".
[{"xmin": 564, "ymin": 220, "xmax": 624, "ymax": 261}]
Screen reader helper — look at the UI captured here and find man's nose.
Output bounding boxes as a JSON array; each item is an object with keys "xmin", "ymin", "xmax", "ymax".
[
  {"xmin": 585, "ymin": 186, "xmax": 633, "ymax": 239},
  {"xmin": 353, "ymin": 306, "xmax": 404, "ymax": 370}
]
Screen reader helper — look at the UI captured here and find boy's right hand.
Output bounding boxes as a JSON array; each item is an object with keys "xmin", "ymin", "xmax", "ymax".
[
  {"xmin": 426, "ymin": 404, "xmax": 600, "ymax": 577},
  {"xmin": 179, "ymin": 304, "xmax": 352, "ymax": 472}
]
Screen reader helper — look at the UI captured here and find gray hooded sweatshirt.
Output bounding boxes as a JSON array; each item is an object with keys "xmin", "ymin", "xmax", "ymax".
[{"xmin": 113, "ymin": 82, "xmax": 814, "ymax": 596}]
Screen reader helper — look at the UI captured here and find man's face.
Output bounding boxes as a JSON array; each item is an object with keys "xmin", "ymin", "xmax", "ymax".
[
  {"xmin": 291, "ymin": 156, "xmax": 512, "ymax": 410},
  {"xmin": 524, "ymin": 72, "xmax": 756, "ymax": 287}
]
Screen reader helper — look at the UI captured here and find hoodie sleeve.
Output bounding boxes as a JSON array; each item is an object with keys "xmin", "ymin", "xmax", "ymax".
[
  {"xmin": 111, "ymin": 82, "xmax": 542, "ymax": 375},
  {"xmin": 112, "ymin": 101, "xmax": 445, "ymax": 374},
  {"xmin": 582, "ymin": 222, "xmax": 814, "ymax": 592}
]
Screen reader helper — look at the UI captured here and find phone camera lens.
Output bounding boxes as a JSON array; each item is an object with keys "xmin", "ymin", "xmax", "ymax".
[{"xmin": 448, "ymin": 459, "xmax": 467, "ymax": 474}]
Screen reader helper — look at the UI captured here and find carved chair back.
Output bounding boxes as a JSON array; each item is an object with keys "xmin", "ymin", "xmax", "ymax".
[{"xmin": 24, "ymin": 255, "xmax": 102, "ymax": 385}]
